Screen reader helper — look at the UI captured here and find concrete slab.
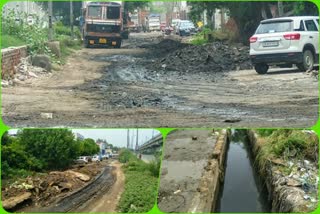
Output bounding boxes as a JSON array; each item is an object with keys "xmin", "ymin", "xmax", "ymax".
[{"xmin": 158, "ymin": 129, "xmax": 228, "ymax": 212}]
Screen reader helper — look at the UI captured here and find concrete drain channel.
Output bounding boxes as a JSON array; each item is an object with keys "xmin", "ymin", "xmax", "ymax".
[
  {"xmin": 215, "ymin": 130, "xmax": 270, "ymax": 212},
  {"xmin": 158, "ymin": 129, "xmax": 271, "ymax": 213}
]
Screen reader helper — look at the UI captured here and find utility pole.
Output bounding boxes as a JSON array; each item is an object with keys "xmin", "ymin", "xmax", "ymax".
[
  {"xmin": 70, "ymin": 1, "xmax": 74, "ymax": 39},
  {"xmin": 278, "ymin": 1, "xmax": 284, "ymax": 17},
  {"xmin": 135, "ymin": 129, "xmax": 139, "ymax": 151},
  {"xmin": 127, "ymin": 129, "xmax": 130, "ymax": 148},
  {"xmin": 131, "ymin": 132, "xmax": 135, "ymax": 150},
  {"xmin": 48, "ymin": 1, "xmax": 53, "ymax": 41}
]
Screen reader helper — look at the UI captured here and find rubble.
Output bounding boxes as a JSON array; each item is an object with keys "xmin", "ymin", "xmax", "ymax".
[
  {"xmin": 1, "ymin": 57, "xmax": 50, "ymax": 87},
  {"xmin": 149, "ymin": 41, "xmax": 251, "ymax": 73},
  {"xmin": 2, "ymin": 192, "xmax": 32, "ymax": 210},
  {"xmin": 1, "ymin": 163, "xmax": 103, "ymax": 211},
  {"xmin": 40, "ymin": 113, "xmax": 53, "ymax": 119}
]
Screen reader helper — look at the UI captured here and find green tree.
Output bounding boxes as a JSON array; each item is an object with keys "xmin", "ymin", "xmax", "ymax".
[
  {"xmin": 188, "ymin": 1, "xmax": 318, "ymax": 44},
  {"xmin": 78, "ymin": 138, "xmax": 100, "ymax": 156},
  {"xmin": 37, "ymin": 1, "xmax": 82, "ymax": 25},
  {"xmin": 18, "ymin": 129, "xmax": 79, "ymax": 170}
]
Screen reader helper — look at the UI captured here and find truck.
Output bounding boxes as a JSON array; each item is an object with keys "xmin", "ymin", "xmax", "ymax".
[
  {"xmin": 147, "ymin": 14, "xmax": 161, "ymax": 31},
  {"xmin": 128, "ymin": 12, "xmax": 141, "ymax": 32},
  {"xmin": 80, "ymin": 1, "xmax": 125, "ymax": 48}
]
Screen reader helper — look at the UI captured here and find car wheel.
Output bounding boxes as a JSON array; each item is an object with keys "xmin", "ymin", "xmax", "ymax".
[
  {"xmin": 254, "ymin": 63, "xmax": 269, "ymax": 74},
  {"xmin": 297, "ymin": 49, "xmax": 314, "ymax": 72}
]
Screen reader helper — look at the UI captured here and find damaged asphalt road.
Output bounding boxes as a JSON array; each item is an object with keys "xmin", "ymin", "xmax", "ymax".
[{"xmin": 2, "ymin": 32, "xmax": 318, "ymax": 128}]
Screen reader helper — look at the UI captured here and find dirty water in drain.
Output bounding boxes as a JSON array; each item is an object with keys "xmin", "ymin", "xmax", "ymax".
[{"xmin": 215, "ymin": 130, "xmax": 271, "ymax": 212}]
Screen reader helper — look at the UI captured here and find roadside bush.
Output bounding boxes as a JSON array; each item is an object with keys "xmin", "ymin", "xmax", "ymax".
[
  {"xmin": 118, "ymin": 149, "xmax": 161, "ymax": 212},
  {"xmin": 2, "ymin": 10, "xmax": 48, "ymax": 54},
  {"xmin": 54, "ymin": 21, "xmax": 81, "ymax": 39},
  {"xmin": 255, "ymin": 130, "xmax": 318, "ymax": 173},
  {"xmin": 18, "ymin": 129, "xmax": 79, "ymax": 170},
  {"xmin": 256, "ymin": 129, "xmax": 276, "ymax": 137},
  {"xmin": 191, "ymin": 28, "xmax": 238, "ymax": 45},
  {"xmin": 118, "ymin": 171, "xmax": 158, "ymax": 212},
  {"xmin": 119, "ymin": 149, "xmax": 136, "ymax": 163},
  {"xmin": 1, "ymin": 34, "xmax": 26, "ymax": 49}
]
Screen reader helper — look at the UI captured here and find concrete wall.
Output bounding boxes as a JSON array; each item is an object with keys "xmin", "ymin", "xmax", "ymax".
[
  {"xmin": 194, "ymin": 129, "xmax": 229, "ymax": 212},
  {"xmin": 1, "ymin": 46, "xmax": 28, "ymax": 79}
]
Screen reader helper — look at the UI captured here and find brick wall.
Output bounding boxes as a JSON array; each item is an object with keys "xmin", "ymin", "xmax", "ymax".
[{"xmin": 1, "ymin": 46, "xmax": 28, "ymax": 79}]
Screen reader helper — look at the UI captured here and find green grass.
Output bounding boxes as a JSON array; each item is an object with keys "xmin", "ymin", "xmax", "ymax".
[
  {"xmin": 117, "ymin": 149, "xmax": 160, "ymax": 212},
  {"xmin": 255, "ymin": 130, "xmax": 318, "ymax": 175},
  {"xmin": 118, "ymin": 170, "xmax": 158, "ymax": 212},
  {"xmin": 1, "ymin": 34, "xmax": 27, "ymax": 49},
  {"xmin": 52, "ymin": 35, "xmax": 82, "ymax": 64}
]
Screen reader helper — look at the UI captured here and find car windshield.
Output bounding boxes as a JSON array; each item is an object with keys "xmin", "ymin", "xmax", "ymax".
[{"xmin": 256, "ymin": 21, "xmax": 293, "ymax": 34}]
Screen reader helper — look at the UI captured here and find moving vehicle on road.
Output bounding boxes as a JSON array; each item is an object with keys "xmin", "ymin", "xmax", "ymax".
[
  {"xmin": 250, "ymin": 16, "xmax": 319, "ymax": 74},
  {"xmin": 175, "ymin": 20, "xmax": 197, "ymax": 36},
  {"xmin": 81, "ymin": 1, "xmax": 124, "ymax": 48}
]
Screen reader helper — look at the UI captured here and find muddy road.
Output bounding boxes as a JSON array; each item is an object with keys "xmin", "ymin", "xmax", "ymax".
[
  {"xmin": 2, "ymin": 32, "xmax": 318, "ymax": 128},
  {"xmin": 74, "ymin": 161, "xmax": 125, "ymax": 213},
  {"xmin": 23, "ymin": 161, "xmax": 122, "ymax": 213}
]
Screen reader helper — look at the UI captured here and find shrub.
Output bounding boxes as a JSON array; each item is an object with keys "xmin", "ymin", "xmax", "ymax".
[
  {"xmin": 2, "ymin": 10, "xmax": 48, "ymax": 54},
  {"xmin": 118, "ymin": 171, "xmax": 158, "ymax": 212}
]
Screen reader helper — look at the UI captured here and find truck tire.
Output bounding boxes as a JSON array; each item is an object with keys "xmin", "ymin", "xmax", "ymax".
[
  {"xmin": 297, "ymin": 49, "xmax": 314, "ymax": 72},
  {"xmin": 115, "ymin": 39, "xmax": 122, "ymax": 49},
  {"xmin": 84, "ymin": 39, "xmax": 89, "ymax": 48},
  {"xmin": 254, "ymin": 63, "xmax": 269, "ymax": 74}
]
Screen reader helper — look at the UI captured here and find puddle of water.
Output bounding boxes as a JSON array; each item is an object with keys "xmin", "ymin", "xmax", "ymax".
[
  {"xmin": 216, "ymin": 130, "xmax": 271, "ymax": 212},
  {"xmin": 162, "ymin": 160, "xmax": 207, "ymax": 182}
]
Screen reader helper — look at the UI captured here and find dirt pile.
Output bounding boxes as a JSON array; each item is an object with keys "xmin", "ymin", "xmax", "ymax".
[
  {"xmin": 141, "ymin": 38, "xmax": 190, "ymax": 57},
  {"xmin": 2, "ymin": 163, "xmax": 103, "ymax": 211},
  {"xmin": 150, "ymin": 42, "xmax": 251, "ymax": 73}
]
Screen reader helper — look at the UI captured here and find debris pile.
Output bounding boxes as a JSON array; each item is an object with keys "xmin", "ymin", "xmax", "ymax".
[
  {"xmin": 270, "ymin": 158, "xmax": 318, "ymax": 212},
  {"xmin": 2, "ymin": 163, "xmax": 103, "ymax": 211},
  {"xmin": 151, "ymin": 41, "xmax": 251, "ymax": 73},
  {"xmin": 141, "ymin": 38, "xmax": 190, "ymax": 57},
  {"xmin": 1, "ymin": 57, "xmax": 50, "ymax": 87}
]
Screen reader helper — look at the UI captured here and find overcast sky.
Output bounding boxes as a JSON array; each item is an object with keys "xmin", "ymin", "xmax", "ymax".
[{"xmin": 9, "ymin": 129, "xmax": 160, "ymax": 148}]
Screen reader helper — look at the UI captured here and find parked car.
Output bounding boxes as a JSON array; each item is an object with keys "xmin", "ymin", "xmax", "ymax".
[
  {"xmin": 171, "ymin": 19, "xmax": 181, "ymax": 30},
  {"xmin": 250, "ymin": 16, "xmax": 319, "ymax": 74},
  {"xmin": 75, "ymin": 156, "xmax": 89, "ymax": 164},
  {"xmin": 175, "ymin": 20, "xmax": 196, "ymax": 36},
  {"xmin": 102, "ymin": 154, "xmax": 110, "ymax": 159},
  {"xmin": 92, "ymin": 155, "xmax": 101, "ymax": 162}
]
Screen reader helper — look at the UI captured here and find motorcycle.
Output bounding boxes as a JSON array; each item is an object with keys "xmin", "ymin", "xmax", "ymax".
[{"xmin": 164, "ymin": 26, "xmax": 173, "ymax": 35}]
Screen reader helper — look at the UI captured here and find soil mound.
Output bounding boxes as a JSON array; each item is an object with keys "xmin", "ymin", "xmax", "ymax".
[
  {"xmin": 141, "ymin": 38, "xmax": 190, "ymax": 57},
  {"xmin": 151, "ymin": 42, "xmax": 251, "ymax": 73}
]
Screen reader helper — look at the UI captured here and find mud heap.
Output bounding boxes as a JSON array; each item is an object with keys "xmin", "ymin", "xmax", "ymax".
[
  {"xmin": 2, "ymin": 163, "xmax": 103, "ymax": 211},
  {"xmin": 141, "ymin": 38, "xmax": 190, "ymax": 57},
  {"xmin": 151, "ymin": 41, "xmax": 251, "ymax": 73}
]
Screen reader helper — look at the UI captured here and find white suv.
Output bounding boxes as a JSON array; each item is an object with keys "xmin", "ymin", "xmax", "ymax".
[{"xmin": 250, "ymin": 16, "xmax": 319, "ymax": 74}]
